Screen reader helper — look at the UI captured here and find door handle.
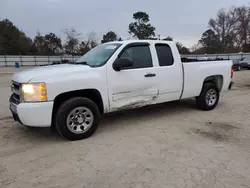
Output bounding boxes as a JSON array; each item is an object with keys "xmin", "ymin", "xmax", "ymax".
[{"xmin": 144, "ymin": 73, "xmax": 156, "ymax": 77}]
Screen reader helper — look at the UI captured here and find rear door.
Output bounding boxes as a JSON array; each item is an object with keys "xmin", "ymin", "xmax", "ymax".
[
  {"xmin": 153, "ymin": 43, "xmax": 183, "ymax": 103},
  {"xmin": 107, "ymin": 42, "xmax": 158, "ymax": 111}
]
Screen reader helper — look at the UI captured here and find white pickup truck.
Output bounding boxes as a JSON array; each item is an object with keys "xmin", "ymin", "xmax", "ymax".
[{"xmin": 9, "ymin": 40, "xmax": 234, "ymax": 140}]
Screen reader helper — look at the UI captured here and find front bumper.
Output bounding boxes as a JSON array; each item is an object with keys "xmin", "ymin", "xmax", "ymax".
[{"xmin": 9, "ymin": 101, "xmax": 53, "ymax": 127}]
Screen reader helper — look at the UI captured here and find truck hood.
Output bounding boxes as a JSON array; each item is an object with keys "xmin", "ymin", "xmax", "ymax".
[{"xmin": 12, "ymin": 64, "xmax": 92, "ymax": 83}]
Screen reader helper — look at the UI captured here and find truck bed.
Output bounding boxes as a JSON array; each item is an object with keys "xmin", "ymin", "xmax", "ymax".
[
  {"xmin": 180, "ymin": 60, "xmax": 232, "ymax": 99},
  {"xmin": 181, "ymin": 57, "xmax": 226, "ymax": 63}
]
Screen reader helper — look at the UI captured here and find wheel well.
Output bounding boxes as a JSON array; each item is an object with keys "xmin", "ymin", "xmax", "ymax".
[
  {"xmin": 203, "ymin": 75, "xmax": 223, "ymax": 91},
  {"xmin": 51, "ymin": 89, "xmax": 104, "ymax": 126}
]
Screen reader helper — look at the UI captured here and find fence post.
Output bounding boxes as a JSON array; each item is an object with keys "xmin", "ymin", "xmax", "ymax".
[
  {"xmin": 4, "ymin": 55, "xmax": 7, "ymax": 67},
  {"xmin": 20, "ymin": 55, "xmax": 22, "ymax": 66},
  {"xmin": 34, "ymin": 56, "xmax": 37, "ymax": 66},
  {"xmin": 228, "ymin": 54, "xmax": 230, "ymax": 60},
  {"xmin": 48, "ymin": 56, "xmax": 50, "ymax": 65}
]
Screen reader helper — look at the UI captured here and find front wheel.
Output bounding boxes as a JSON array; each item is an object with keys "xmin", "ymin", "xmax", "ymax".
[
  {"xmin": 55, "ymin": 97, "xmax": 100, "ymax": 141},
  {"xmin": 196, "ymin": 82, "xmax": 219, "ymax": 111}
]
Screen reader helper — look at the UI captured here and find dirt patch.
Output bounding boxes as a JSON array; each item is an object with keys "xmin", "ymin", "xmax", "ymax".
[
  {"xmin": 191, "ymin": 121, "xmax": 240, "ymax": 142},
  {"xmin": 192, "ymin": 128, "xmax": 226, "ymax": 142},
  {"xmin": 205, "ymin": 122, "xmax": 239, "ymax": 131}
]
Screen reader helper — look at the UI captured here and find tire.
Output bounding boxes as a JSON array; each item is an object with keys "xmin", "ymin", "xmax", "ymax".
[
  {"xmin": 55, "ymin": 97, "xmax": 100, "ymax": 141},
  {"xmin": 196, "ymin": 82, "xmax": 219, "ymax": 111}
]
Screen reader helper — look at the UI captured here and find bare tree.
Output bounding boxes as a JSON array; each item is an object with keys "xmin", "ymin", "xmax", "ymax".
[
  {"xmin": 235, "ymin": 6, "xmax": 250, "ymax": 51},
  {"xmin": 77, "ymin": 31, "xmax": 99, "ymax": 55},
  {"xmin": 86, "ymin": 31, "xmax": 98, "ymax": 48},
  {"xmin": 208, "ymin": 6, "xmax": 238, "ymax": 52},
  {"xmin": 62, "ymin": 28, "xmax": 81, "ymax": 54}
]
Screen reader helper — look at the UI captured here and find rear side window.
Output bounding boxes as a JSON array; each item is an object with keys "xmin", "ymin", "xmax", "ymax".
[
  {"xmin": 155, "ymin": 44, "xmax": 174, "ymax": 66},
  {"xmin": 119, "ymin": 45, "xmax": 153, "ymax": 69}
]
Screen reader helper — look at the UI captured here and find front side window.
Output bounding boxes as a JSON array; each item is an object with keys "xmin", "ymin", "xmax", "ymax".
[
  {"xmin": 76, "ymin": 43, "xmax": 122, "ymax": 67},
  {"xmin": 119, "ymin": 45, "xmax": 153, "ymax": 69}
]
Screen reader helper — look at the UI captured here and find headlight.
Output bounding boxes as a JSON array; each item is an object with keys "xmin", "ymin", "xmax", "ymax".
[{"xmin": 21, "ymin": 83, "xmax": 47, "ymax": 102}]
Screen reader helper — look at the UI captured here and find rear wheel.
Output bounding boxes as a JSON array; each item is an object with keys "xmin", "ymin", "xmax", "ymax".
[
  {"xmin": 55, "ymin": 97, "xmax": 100, "ymax": 141},
  {"xmin": 196, "ymin": 82, "xmax": 219, "ymax": 111}
]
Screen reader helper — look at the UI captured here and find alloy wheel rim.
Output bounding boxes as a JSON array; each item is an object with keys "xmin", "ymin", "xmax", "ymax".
[
  {"xmin": 205, "ymin": 89, "xmax": 217, "ymax": 106},
  {"xmin": 66, "ymin": 107, "xmax": 94, "ymax": 134}
]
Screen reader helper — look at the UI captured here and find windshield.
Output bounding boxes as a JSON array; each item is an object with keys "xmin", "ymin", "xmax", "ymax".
[{"xmin": 76, "ymin": 43, "xmax": 122, "ymax": 67}]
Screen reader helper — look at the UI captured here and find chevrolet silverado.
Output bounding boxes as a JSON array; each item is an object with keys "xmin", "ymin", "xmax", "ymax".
[{"xmin": 9, "ymin": 40, "xmax": 234, "ymax": 140}]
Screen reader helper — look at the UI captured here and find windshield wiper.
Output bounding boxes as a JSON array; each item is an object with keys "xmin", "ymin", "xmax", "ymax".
[{"xmin": 74, "ymin": 61, "xmax": 89, "ymax": 66}]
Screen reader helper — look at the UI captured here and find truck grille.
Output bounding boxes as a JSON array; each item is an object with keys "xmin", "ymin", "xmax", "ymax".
[
  {"xmin": 10, "ymin": 81, "xmax": 21, "ymax": 105},
  {"xmin": 12, "ymin": 82, "xmax": 20, "ymax": 91}
]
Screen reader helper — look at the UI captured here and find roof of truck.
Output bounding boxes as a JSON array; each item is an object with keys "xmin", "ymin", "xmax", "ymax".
[{"xmin": 107, "ymin": 40, "xmax": 176, "ymax": 45}]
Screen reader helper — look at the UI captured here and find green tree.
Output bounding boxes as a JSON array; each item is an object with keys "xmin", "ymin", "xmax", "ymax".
[
  {"xmin": 176, "ymin": 42, "xmax": 190, "ymax": 54},
  {"xmin": 44, "ymin": 33, "xmax": 62, "ymax": 54},
  {"xmin": 128, "ymin": 12, "xmax": 156, "ymax": 39},
  {"xmin": 198, "ymin": 29, "xmax": 222, "ymax": 53},
  {"xmin": 34, "ymin": 32, "xmax": 62, "ymax": 55},
  {"xmin": 101, "ymin": 31, "xmax": 118, "ymax": 43},
  {"xmin": 0, "ymin": 19, "xmax": 35, "ymax": 55},
  {"xmin": 33, "ymin": 32, "xmax": 46, "ymax": 54}
]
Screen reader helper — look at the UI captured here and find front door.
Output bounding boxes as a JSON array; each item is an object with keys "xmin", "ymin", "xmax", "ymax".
[{"xmin": 107, "ymin": 43, "xmax": 158, "ymax": 112}]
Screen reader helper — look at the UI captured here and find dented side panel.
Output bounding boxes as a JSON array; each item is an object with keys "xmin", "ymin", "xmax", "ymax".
[
  {"xmin": 106, "ymin": 43, "xmax": 159, "ymax": 112},
  {"xmin": 111, "ymin": 89, "xmax": 158, "ymax": 111}
]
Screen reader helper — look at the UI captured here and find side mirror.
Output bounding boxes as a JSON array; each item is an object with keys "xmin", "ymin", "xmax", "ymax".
[{"xmin": 113, "ymin": 58, "xmax": 134, "ymax": 71}]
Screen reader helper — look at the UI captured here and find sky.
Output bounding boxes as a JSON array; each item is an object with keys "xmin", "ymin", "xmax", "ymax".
[{"xmin": 0, "ymin": 0, "xmax": 250, "ymax": 48}]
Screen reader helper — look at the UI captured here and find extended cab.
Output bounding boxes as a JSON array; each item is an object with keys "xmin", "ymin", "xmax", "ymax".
[{"xmin": 9, "ymin": 40, "xmax": 234, "ymax": 140}]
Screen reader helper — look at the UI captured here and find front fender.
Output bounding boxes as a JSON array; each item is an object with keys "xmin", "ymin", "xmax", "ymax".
[{"xmin": 30, "ymin": 67, "xmax": 109, "ymax": 112}]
